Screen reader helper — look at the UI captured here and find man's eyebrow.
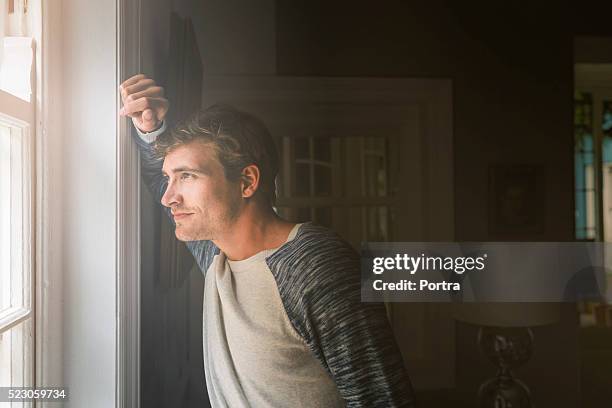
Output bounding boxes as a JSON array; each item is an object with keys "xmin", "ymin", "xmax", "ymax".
[{"xmin": 162, "ymin": 166, "xmax": 210, "ymax": 176}]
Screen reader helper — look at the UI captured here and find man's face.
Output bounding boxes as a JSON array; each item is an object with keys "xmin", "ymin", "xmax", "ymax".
[{"xmin": 160, "ymin": 140, "xmax": 241, "ymax": 241}]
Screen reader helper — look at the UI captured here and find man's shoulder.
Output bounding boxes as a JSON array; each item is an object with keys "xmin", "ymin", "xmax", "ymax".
[
  {"xmin": 266, "ymin": 222, "xmax": 359, "ymax": 286},
  {"xmin": 274, "ymin": 222, "xmax": 358, "ymax": 263}
]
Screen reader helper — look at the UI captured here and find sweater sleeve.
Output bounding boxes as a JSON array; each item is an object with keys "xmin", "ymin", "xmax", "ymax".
[
  {"xmin": 131, "ymin": 123, "xmax": 218, "ymax": 274},
  {"xmin": 266, "ymin": 224, "xmax": 416, "ymax": 407}
]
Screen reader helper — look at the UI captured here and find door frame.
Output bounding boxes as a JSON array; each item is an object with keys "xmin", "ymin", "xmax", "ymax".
[{"xmin": 117, "ymin": 0, "xmax": 142, "ymax": 406}]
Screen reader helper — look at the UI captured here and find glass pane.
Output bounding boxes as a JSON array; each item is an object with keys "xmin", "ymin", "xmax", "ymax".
[
  {"xmin": 0, "ymin": 319, "xmax": 33, "ymax": 389},
  {"xmin": 602, "ymin": 100, "xmax": 612, "ymax": 241},
  {"xmin": 293, "ymin": 163, "xmax": 311, "ymax": 196},
  {"xmin": 296, "ymin": 207, "xmax": 312, "ymax": 223},
  {"xmin": 313, "ymin": 165, "xmax": 332, "ymax": 196},
  {"xmin": 294, "ymin": 137, "xmax": 310, "ymax": 160},
  {"xmin": 364, "ymin": 155, "xmax": 386, "ymax": 197},
  {"xmin": 313, "ymin": 137, "xmax": 331, "ymax": 162},
  {"xmin": 0, "ymin": 37, "xmax": 33, "ymax": 102},
  {"xmin": 574, "ymin": 91, "xmax": 596, "ymax": 240},
  {"xmin": 379, "ymin": 206, "xmax": 389, "ymax": 241},
  {"xmin": 0, "ymin": 124, "xmax": 10, "ymax": 313},
  {"xmin": 365, "ymin": 206, "xmax": 389, "ymax": 241},
  {"xmin": 314, "ymin": 207, "xmax": 332, "ymax": 228},
  {"xmin": 604, "ymin": 99, "xmax": 612, "ymax": 139}
]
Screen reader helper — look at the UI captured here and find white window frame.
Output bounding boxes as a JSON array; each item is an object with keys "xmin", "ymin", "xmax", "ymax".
[
  {"xmin": 0, "ymin": 106, "xmax": 34, "ymax": 330},
  {"xmin": 117, "ymin": 0, "xmax": 142, "ymax": 406},
  {"xmin": 31, "ymin": 0, "xmax": 64, "ymax": 403},
  {"xmin": 14, "ymin": 0, "xmax": 142, "ymax": 404},
  {"xmin": 0, "ymin": 42, "xmax": 35, "ymax": 404}
]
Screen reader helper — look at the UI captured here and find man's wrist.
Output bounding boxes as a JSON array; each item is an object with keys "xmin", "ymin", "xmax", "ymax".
[
  {"xmin": 135, "ymin": 120, "xmax": 166, "ymax": 144},
  {"xmin": 138, "ymin": 121, "xmax": 163, "ymax": 134}
]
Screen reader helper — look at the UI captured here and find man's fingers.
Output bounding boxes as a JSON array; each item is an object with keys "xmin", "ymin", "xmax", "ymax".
[
  {"xmin": 124, "ymin": 86, "xmax": 164, "ymax": 104},
  {"xmin": 119, "ymin": 74, "xmax": 146, "ymax": 91},
  {"xmin": 132, "ymin": 104, "xmax": 168, "ymax": 132},
  {"xmin": 118, "ymin": 74, "xmax": 169, "ymax": 133},
  {"xmin": 142, "ymin": 109, "xmax": 154, "ymax": 122},
  {"xmin": 123, "ymin": 79, "xmax": 156, "ymax": 98},
  {"xmin": 121, "ymin": 96, "xmax": 168, "ymax": 118},
  {"xmin": 121, "ymin": 96, "xmax": 153, "ymax": 116}
]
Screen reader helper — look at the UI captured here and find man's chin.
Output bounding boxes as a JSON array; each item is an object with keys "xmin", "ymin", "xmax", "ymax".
[
  {"xmin": 174, "ymin": 226, "xmax": 192, "ymax": 241},
  {"xmin": 174, "ymin": 227, "xmax": 209, "ymax": 242},
  {"xmin": 175, "ymin": 232, "xmax": 197, "ymax": 242}
]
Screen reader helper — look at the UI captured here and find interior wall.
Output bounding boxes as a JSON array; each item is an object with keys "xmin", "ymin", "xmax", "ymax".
[
  {"xmin": 276, "ymin": 0, "xmax": 574, "ymax": 242},
  {"xmin": 60, "ymin": 0, "xmax": 118, "ymax": 406},
  {"xmin": 190, "ymin": 0, "xmax": 276, "ymax": 75},
  {"xmin": 275, "ymin": 0, "xmax": 578, "ymax": 405}
]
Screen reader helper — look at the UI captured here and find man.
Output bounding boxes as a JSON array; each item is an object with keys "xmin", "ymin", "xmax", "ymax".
[{"xmin": 119, "ymin": 74, "xmax": 415, "ymax": 407}]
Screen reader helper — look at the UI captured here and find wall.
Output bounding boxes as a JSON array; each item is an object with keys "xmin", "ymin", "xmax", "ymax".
[
  {"xmin": 276, "ymin": 0, "xmax": 574, "ymax": 242},
  {"xmin": 60, "ymin": 0, "xmax": 118, "ymax": 406},
  {"xmin": 275, "ymin": 0, "xmax": 578, "ymax": 406}
]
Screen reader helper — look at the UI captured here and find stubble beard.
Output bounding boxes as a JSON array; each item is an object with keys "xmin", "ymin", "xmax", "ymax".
[{"xmin": 175, "ymin": 199, "xmax": 241, "ymax": 242}]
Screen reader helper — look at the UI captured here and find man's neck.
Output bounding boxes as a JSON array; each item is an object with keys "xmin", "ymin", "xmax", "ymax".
[{"xmin": 213, "ymin": 205, "xmax": 296, "ymax": 261}]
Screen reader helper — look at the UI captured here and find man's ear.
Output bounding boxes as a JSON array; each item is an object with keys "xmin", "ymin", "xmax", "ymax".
[{"xmin": 240, "ymin": 164, "xmax": 261, "ymax": 198}]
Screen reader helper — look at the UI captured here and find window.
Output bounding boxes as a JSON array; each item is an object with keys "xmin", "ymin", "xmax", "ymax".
[
  {"xmin": 574, "ymin": 64, "xmax": 612, "ymax": 326},
  {"xmin": 574, "ymin": 67, "xmax": 612, "ymax": 244},
  {"xmin": 574, "ymin": 91, "xmax": 597, "ymax": 240},
  {"xmin": 275, "ymin": 134, "xmax": 394, "ymax": 248},
  {"xmin": 0, "ymin": 111, "xmax": 34, "ymax": 393},
  {"xmin": 0, "ymin": 0, "xmax": 36, "ymax": 400}
]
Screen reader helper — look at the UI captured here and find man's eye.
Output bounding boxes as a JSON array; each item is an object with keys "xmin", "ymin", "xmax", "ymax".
[{"xmin": 181, "ymin": 172, "xmax": 194, "ymax": 180}]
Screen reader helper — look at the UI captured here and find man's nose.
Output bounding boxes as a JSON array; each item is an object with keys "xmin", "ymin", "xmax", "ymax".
[{"xmin": 161, "ymin": 182, "xmax": 181, "ymax": 208}]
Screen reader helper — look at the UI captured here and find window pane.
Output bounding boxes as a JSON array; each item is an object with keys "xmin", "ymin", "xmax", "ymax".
[
  {"xmin": 314, "ymin": 207, "xmax": 332, "ymax": 228},
  {"xmin": 293, "ymin": 163, "xmax": 310, "ymax": 196},
  {"xmin": 574, "ymin": 91, "xmax": 596, "ymax": 240},
  {"xmin": 313, "ymin": 137, "xmax": 331, "ymax": 162},
  {"xmin": 294, "ymin": 137, "xmax": 309, "ymax": 160},
  {"xmin": 0, "ymin": 37, "xmax": 33, "ymax": 102},
  {"xmin": 0, "ymin": 117, "xmax": 29, "ymax": 326},
  {"xmin": 603, "ymin": 99, "xmax": 612, "ymax": 241},
  {"xmin": 296, "ymin": 207, "xmax": 312, "ymax": 223},
  {"xmin": 365, "ymin": 206, "xmax": 389, "ymax": 241},
  {"xmin": 364, "ymin": 155, "xmax": 387, "ymax": 197},
  {"xmin": 604, "ymin": 99, "xmax": 612, "ymax": 139},
  {"xmin": 313, "ymin": 165, "xmax": 332, "ymax": 196},
  {"xmin": 0, "ymin": 318, "xmax": 33, "ymax": 389}
]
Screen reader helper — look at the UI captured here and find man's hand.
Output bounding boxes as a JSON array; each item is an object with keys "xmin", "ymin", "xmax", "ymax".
[{"xmin": 119, "ymin": 74, "xmax": 169, "ymax": 133}]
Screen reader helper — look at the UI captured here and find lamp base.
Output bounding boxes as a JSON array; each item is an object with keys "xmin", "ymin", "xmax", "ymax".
[
  {"xmin": 479, "ymin": 376, "xmax": 531, "ymax": 408},
  {"xmin": 477, "ymin": 327, "xmax": 534, "ymax": 408}
]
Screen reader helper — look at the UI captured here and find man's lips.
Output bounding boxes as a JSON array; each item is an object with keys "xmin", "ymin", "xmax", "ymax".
[{"xmin": 172, "ymin": 212, "xmax": 193, "ymax": 220}]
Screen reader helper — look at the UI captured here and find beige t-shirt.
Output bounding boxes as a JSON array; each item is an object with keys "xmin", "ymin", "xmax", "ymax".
[{"xmin": 202, "ymin": 224, "xmax": 344, "ymax": 407}]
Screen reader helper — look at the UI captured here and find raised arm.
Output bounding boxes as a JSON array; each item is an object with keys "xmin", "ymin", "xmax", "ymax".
[
  {"xmin": 119, "ymin": 74, "xmax": 218, "ymax": 273},
  {"xmin": 119, "ymin": 74, "xmax": 169, "ymax": 199}
]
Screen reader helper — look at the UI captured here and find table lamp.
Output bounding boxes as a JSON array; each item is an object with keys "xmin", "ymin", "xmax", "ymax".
[{"xmin": 454, "ymin": 303, "xmax": 560, "ymax": 408}]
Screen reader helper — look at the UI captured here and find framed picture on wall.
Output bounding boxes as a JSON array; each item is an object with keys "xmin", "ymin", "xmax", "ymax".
[{"xmin": 488, "ymin": 164, "xmax": 546, "ymax": 239}]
